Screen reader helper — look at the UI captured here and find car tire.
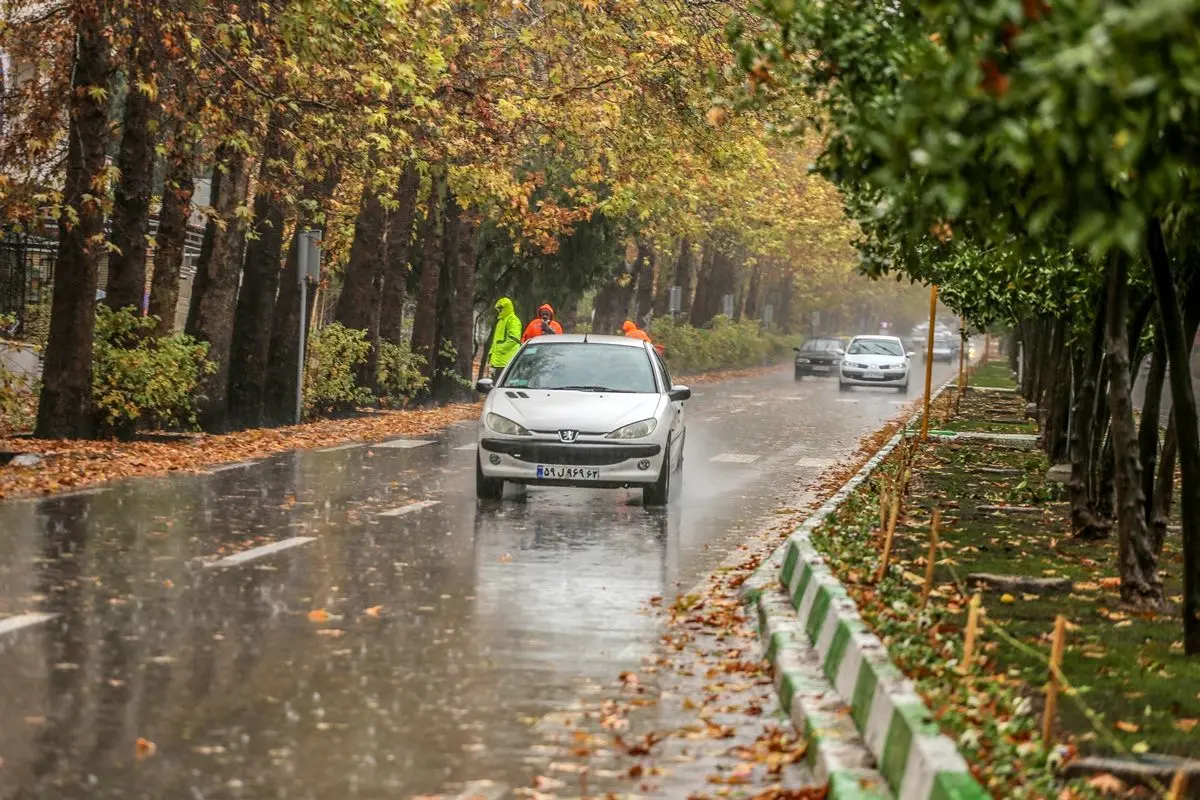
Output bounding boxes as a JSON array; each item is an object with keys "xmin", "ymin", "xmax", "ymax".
[
  {"xmin": 838, "ymin": 380, "xmax": 851, "ymax": 393},
  {"xmin": 899, "ymin": 381, "xmax": 909, "ymax": 394},
  {"xmin": 794, "ymin": 370, "xmax": 803, "ymax": 381},
  {"xmin": 475, "ymin": 452, "xmax": 504, "ymax": 501},
  {"xmin": 643, "ymin": 440, "xmax": 671, "ymax": 507}
]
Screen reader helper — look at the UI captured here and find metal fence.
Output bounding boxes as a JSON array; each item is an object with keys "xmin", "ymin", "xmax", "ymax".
[{"xmin": 0, "ymin": 229, "xmax": 55, "ymax": 342}]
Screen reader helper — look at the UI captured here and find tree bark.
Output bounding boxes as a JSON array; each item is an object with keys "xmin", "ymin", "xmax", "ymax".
[
  {"xmin": 430, "ymin": 190, "xmax": 462, "ymax": 402},
  {"xmin": 634, "ymin": 241, "xmax": 655, "ymax": 327},
  {"xmin": 593, "ymin": 254, "xmax": 636, "ymax": 335},
  {"xmin": 185, "ymin": 144, "xmax": 252, "ymax": 432},
  {"xmin": 36, "ymin": 4, "xmax": 111, "ymax": 439},
  {"xmin": 379, "ymin": 164, "xmax": 421, "ymax": 347},
  {"xmin": 1069, "ymin": 305, "xmax": 1109, "ymax": 540},
  {"xmin": 1137, "ymin": 329, "xmax": 1167, "ymax": 527},
  {"xmin": 410, "ymin": 169, "xmax": 446, "ymax": 383},
  {"xmin": 147, "ymin": 118, "xmax": 198, "ymax": 336},
  {"xmin": 334, "ymin": 174, "xmax": 390, "ymax": 392},
  {"xmin": 1146, "ymin": 218, "xmax": 1200, "ymax": 651},
  {"xmin": 1152, "ymin": 277, "xmax": 1200, "ymax": 553},
  {"xmin": 261, "ymin": 166, "xmax": 340, "ymax": 426},
  {"xmin": 1105, "ymin": 254, "xmax": 1163, "ymax": 605},
  {"xmin": 453, "ymin": 212, "xmax": 479, "ymax": 389},
  {"xmin": 228, "ymin": 110, "xmax": 292, "ymax": 428},
  {"xmin": 106, "ymin": 37, "xmax": 158, "ymax": 314}
]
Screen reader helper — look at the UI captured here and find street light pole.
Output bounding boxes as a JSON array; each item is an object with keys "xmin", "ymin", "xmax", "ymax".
[
  {"xmin": 295, "ymin": 231, "xmax": 322, "ymax": 425},
  {"xmin": 921, "ymin": 284, "xmax": 938, "ymax": 440}
]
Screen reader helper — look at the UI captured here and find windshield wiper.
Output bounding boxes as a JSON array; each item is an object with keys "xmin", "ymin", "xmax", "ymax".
[{"xmin": 554, "ymin": 385, "xmax": 635, "ymax": 393}]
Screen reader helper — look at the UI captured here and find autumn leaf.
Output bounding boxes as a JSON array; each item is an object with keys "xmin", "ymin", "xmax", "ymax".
[
  {"xmin": 1114, "ymin": 720, "xmax": 1139, "ymax": 733},
  {"xmin": 364, "ymin": 606, "xmax": 383, "ymax": 618},
  {"xmin": 1174, "ymin": 718, "xmax": 1199, "ymax": 733},
  {"xmin": 135, "ymin": 737, "xmax": 157, "ymax": 761},
  {"xmin": 1086, "ymin": 773, "xmax": 1126, "ymax": 795},
  {"xmin": 307, "ymin": 609, "xmax": 331, "ymax": 622}
]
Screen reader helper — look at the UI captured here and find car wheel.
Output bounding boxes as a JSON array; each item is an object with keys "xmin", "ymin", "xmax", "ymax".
[
  {"xmin": 643, "ymin": 440, "xmax": 671, "ymax": 507},
  {"xmin": 898, "ymin": 381, "xmax": 909, "ymax": 394},
  {"xmin": 475, "ymin": 452, "xmax": 503, "ymax": 501},
  {"xmin": 794, "ymin": 370, "xmax": 803, "ymax": 381},
  {"xmin": 838, "ymin": 380, "xmax": 851, "ymax": 393}
]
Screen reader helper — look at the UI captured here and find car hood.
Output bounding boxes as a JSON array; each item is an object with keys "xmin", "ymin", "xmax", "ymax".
[
  {"xmin": 487, "ymin": 390, "xmax": 664, "ymax": 433},
  {"xmin": 845, "ymin": 353, "xmax": 906, "ymax": 367}
]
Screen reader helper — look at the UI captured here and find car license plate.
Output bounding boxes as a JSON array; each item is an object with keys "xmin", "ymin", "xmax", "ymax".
[
  {"xmin": 864, "ymin": 370, "xmax": 884, "ymax": 379},
  {"xmin": 537, "ymin": 465, "xmax": 600, "ymax": 480},
  {"xmin": 812, "ymin": 365, "xmax": 830, "ymax": 372}
]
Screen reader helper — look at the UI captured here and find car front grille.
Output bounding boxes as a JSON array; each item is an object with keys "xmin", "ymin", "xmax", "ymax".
[{"xmin": 481, "ymin": 439, "xmax": 661, "ymax": 465}]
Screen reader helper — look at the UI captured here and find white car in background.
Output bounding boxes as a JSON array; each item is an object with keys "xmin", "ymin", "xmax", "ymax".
[
  {"xmin": 839, "ymin": 335, "xmax": 913, "ymax": 393},
  {"xmin": 474, "ymin": 335, "xmax": 690, "ymax": 506}
]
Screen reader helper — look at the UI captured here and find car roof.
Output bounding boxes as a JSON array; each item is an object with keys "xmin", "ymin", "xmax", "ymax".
[
  {"xmin": 522, "ymin": 334, "xmax": 646, "ymax": 348},
  {"xmin": 850, "ymin": 334, "xmax": 903, "ymax": 342}
]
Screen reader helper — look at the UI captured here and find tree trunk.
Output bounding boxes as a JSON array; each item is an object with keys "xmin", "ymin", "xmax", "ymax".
[
  {"xmin": 1070, "ymin": 300, "xmax": 1109, "ymax": 539},
  {"xmin": 379, "ymin": 163, "xmax": 421, "ymax": 347},
  {"xmin": 430, "ymin": 190, "xmax": 462, "ymax": 402},
  {"xmin": 106, "ymin": 38, "xmax": 158, "ymax": 314},
  {"xmin": 1105, "ymin": 254, "xmax": 1163, "ymax": 606},
  {"xmin": 410, "ymin": 169, "xmax": 446, "ymax": 383},
  {"xmin": 36, "ymin": 5, "xmax": 111, "ymax": 439},
  {"xmin": 634, "ymin": 241, "xmax": 655, "ymax": 327},
  {"xmin": 653, "ymin": 239, "xmax": 678, "ymax": 318},
  {"xmin": 593, "ymin": 254, "xmax": 636, "ymax": 336},
  {"xmin": 334, "ymin": 174, "xmax": 390, "ymax": 392},
  {"xmin": 227, "ymin": 110, "xmax": 292, "ymax": 429},
  {"xmin": 1153, "ymin": 278, "xmax": 1200, "ymax": 553},
  {"xmin": 1045, "ymin": 322, "xmax": 1072, "ymax": 463},
  {"xmin": 1146, "ymin": 218, "xmax": 1200, "ymax": 652},
  {"xmin": 1137, "ymin": 329, "xmax": 1167, "ymax": 527},
  {"xmin": 185, "ymin": 144, "xmax": 252, "ymax": 432},
  {"xmin": 147, "ymin": 119, "xmax": 198, "ymax": 336},
  {"xmin": 678, "ymin": 238, "xmax": 695, "ymax": 318},
  {"xmin": 453, "ymin": 213, "xmax": 479, "ymax": 389}
]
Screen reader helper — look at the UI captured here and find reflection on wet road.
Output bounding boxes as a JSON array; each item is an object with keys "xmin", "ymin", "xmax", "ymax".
[{"xmin": 0, "ymin": 363, "xmax": 956, "ymax": 798}]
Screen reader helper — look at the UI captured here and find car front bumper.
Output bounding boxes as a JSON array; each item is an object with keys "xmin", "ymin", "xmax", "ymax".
[
  {"xmin": 839, "ymin": 368, "xmax": 908, "ymax": 386},
  {"xmin": 477, "ymin": 438, "xmax": 666, "ymax": 486},
  {"xmin": 794, "ymin": 361, "xmax": 839, "ymax": 375}
]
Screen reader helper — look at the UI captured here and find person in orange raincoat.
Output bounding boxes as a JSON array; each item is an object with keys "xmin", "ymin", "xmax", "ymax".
[
  {"xmin": 621, "ymin": 320, "xmax": 652, "ymax": 343},
  {"xmin": 522, "ymin": 303, "xmax": 564, "ymax": 342}
]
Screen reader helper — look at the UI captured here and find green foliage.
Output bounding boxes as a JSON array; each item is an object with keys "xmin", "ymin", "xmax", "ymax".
[
  {"xmin": 303, "ymin": 323, "xmax": 375, "ymax": 418},
  {"xmin": 377, "ymin": 340, "xmax": 429, "ymax": 407},
  {"xmin": 650, "ymin": 315, "xmax": 795, "ymax": 374},
  {"xmin": 91, "ymin": 307, "xmax": 215, "ymax": 436}
]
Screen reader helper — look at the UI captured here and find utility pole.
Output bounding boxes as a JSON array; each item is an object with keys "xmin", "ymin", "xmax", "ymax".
[{"xmin": 296, "ymin": 230, "xmax": 322, "ymax": 425}]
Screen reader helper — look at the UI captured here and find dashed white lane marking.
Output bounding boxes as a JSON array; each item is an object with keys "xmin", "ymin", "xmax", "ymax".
[
  {"xmin": 372, "ymin": 439, "xmax": 436, "ymax": 449},
  {"xmin": 207, "ymin": 461, "xmax": 258, "ymax": 473},
  {"xmin": 796, "ymin": 457, "xmax": 837, "ymax": 468},
  {"xmin": 0, "ymin": 612, "xmax": 58, "ymax": 637},
  {"xmin": 317, "ymin": 443, "xmax": 363, "ymax": 452},
  {"xmin": 730, "ymin": 394, "xmax": 754, "ymax": 399},
  {"xmin": 835, "ymin": 398, "xmax": 859, "ymax": 404},
  {"xmin": 454, "ymin": 444, "xmax": 478, "ymax": 451},
  {"xmin": 889, "ymin": 400, "xmax": 910, "ymax": 405},
  {"xmin": 452, "ymin": 781, "xmax": 507, "ymax": 800},
  {"xmin": 710, "ymin": 453, "xmax": 760, "ymax": 464},
  {"xmin": 378, "ymin": 500, "xmax": 441, "ymax": 517},
  {"xmin": 203, "ymin": 537, "xmax": 316, "ymax": 568}
]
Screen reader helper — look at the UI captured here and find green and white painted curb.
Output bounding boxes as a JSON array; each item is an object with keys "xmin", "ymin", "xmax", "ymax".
[{"xmin": 743, "ymin": 380, "xmax": 989, "ymax": 800}]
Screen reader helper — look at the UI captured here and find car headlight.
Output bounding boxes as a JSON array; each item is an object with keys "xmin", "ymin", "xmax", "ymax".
[
  {"xmin": 606, "ymin": 418, "xmax": 658, "ymax": 439},
  {"xmin": 795, "ymin": 357, "xmax": 810, "ymax": 364},
  {"xmin": 486, "ymin": 413, "xmax": 530, "ymax": 436}
]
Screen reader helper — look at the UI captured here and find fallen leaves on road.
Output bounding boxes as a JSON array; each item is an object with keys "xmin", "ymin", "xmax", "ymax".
[
  {"xmin": 307, "ymin": 609, "xmax": 332, "ymax": 622},
  {"xmin": 0, "ymin": 403, "xmax": 481, "ymax": 500},
  {"xmin": 134, "ymin": 737, "xmax": 156, "ymax": 761},
  {"xmin": 364, "ymin": 606, "xmax": 383, "ymax": 618}
]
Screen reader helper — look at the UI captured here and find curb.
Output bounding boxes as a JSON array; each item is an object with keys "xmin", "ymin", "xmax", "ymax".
[{"xmin": 743, "ymin": 377, "xmax": 990, "ymax": 800}]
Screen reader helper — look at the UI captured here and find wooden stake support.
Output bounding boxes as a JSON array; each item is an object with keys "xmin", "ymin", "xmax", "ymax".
[
  {"xmin": 874, "ymin": 490, "xmax": 902, "ymax": 583},
  {"xmin": 919, "ymin": 509, "xmax": 941, "ymax": 610},
  {"xmin": 1168, "ymin": 769, "xmax": 1189, "ymax": 799},
  {"xmin": 879, "ymin": 480, "xmax": 889, "ymax": 533},
  {"xmin": 1042, "ymin": 614, "xmax": 1067, "ymax": 745},
  {"xmin": 959, "ymin": 592, "xmax": 982, "ymax": 674}
]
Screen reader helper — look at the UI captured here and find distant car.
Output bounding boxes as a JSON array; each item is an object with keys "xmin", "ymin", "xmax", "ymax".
[
  {"xmin": 928, "ymin": 333, "xmax": 955, "ymax": 363},
  {"xmin": 839, "ymin": 335, "xmax": 913, "ymax": 393},
  {"xmin": 474, "ymin": 334, "xmax": 689, "ymax": 506},
  {"xmin": 793, "ymin": 336, "xmax": 845, "ymax": 380}
]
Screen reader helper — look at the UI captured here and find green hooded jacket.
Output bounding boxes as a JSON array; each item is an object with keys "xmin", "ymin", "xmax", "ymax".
[{"xmin": 489, "ymin": 297, "xmax": 523, "ymax": 368}]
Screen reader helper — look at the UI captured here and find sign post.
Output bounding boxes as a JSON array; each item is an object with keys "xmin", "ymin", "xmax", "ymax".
[
  {"xmin": 921, "ymin": 284, "xmax": 938, "ymax": 440},
  {"xmin": 296, "ymin": 231, "xmax": 322, "ymax": 425}
]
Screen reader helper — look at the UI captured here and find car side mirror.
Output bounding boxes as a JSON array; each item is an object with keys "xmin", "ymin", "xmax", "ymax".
[
  {"xmin": 475, "ymin": 378, "xmax": 494, "ymax": 394},
  {"xmin": 793, "ymin": 347, "xmax": 802, "ymax": 353},
  {"xmin": 668, "ymin": 385, "xmax": 691, "ymax": 402}
]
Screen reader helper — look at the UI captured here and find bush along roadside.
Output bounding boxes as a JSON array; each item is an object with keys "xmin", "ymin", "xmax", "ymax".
[
  {"xmin": 778, "ymin": 361, "xmax": 1199, "ymax": 798},
  {"xmin": 649, "ymin": 315, "xmax": 796, "ymax": 375}
]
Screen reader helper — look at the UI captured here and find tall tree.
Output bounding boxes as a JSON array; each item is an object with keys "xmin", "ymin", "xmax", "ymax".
[
  {"xmin": 333, "ymin": 171, "xmax": 390, "ymax": 391},
  {"xmin": 410, "ymin": 169, "xmax": 446, "ymax": 384},
  {"xmin": 379, "ymin": 164, "xmax": 421, "ymax": 347},
  {"xmin": 185, "ymin": 143, "xmax": 253, "ymax": 431},
  {"xmin": 36, "ymin": 1, "xmax": 112, "ymax": 439},
  {"xmin": 147, "ymin": 115, "xmax": 200, "ymax": 337}
]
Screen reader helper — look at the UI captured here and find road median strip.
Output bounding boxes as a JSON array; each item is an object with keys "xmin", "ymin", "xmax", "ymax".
[{"xmin": 742, "ymin": 376, "xmax": 989, "ymax": 800}]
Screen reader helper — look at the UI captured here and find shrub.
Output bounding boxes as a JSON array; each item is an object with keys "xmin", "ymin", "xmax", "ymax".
[
  {"xmin": 377, "ymin": 340, "xmax": 429, "ymax": 406},
  {"xmin": 92, "ymin": 306, "xmax": 215, "ymax": 437},
  {"xmin": 649, "ymin": 315, "xmax": 795, "ymax": 374},
  {"xmin": 0, "ymin": 313, "xmax": 38, "ymax": 436},
  {"xmin": 303, "ymin": 323, "xmax": 374, "ymax": 417}
]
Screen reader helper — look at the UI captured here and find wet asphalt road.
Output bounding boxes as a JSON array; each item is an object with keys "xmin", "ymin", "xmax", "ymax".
[{"xmin": 0, "ymin": 361, "xmax": 958, "ymax": 799}]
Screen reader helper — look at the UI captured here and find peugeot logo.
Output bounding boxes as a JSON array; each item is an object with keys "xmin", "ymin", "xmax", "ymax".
[{"xmin": 558, "ymin": 430, "xmax": 579, "ymax": 443}]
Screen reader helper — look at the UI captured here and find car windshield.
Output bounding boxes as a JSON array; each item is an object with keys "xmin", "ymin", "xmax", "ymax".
[
  {"xmin": 847, "ymin": 339, "xmax": 903, "ymax": 357},
  {"xmin": 501, "ymin": 343, "xmax": 657, "ymax": 393},
  {"xmin": 802, "ymin": 338, "xmax": 842, "ymax": 352}
]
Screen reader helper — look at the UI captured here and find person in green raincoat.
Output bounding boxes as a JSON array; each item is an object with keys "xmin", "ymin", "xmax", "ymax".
[{"xmin": 488, "ymin": 297, "xmax": 523, "ymax": 378}]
